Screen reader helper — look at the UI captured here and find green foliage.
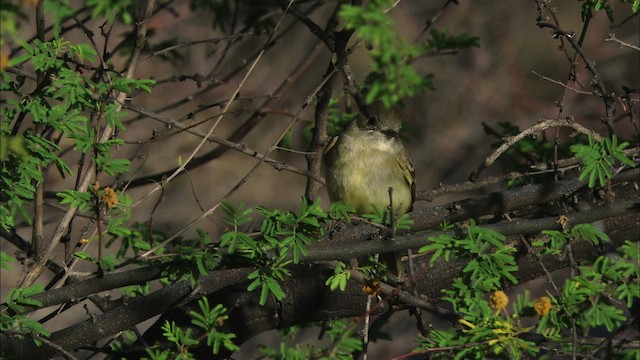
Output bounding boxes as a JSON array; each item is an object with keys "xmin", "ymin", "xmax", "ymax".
[
  {"xmin": 108, "ymin": 330, "xmax": 138, "ymax": 357},
  {"xmin": 220, "ymin": 198, "xmax": 334, "ymax": 305},
  {"xmin": 424, "ymin": 28, "xmax": 480, "ymax": 53},
  {"xmin": 143, "ymin": 298, "xmax": 238, "ymax": 359},
  {"xmin": 219, "ymin": 200, "xmax": 254, "ymax": 253},
  {"xmin": 268, "ymin": 197, "xmax": 327, "ymax": 260},
  {"xmin": 338, "ymin": 3, "xmax": 478, "ymax": 108},
  {"xmin": 533, "ymin": 245, "xmax": 637, "ymax": 345},
  {"xmin": 420, "ymin": 221, "xmax": 518, "ymax": 293},
  {"xmin": 415, "ymin": 223, "xmax": 529, "ymax": 358},
  {"xmin": 157, "ymin": 321, "xmax": 199, "ymax": 359},
  {"xmin": 303, "ymin": 98, "xmax": 358, "ymax": 157},
  {"xmin": 0, "ymin": 134, "xmax": 28, "ymax": 161},
  {"xmin": 42, "ymin": 0, "xmax": 138, "ymax": 36},
  {"xmin": 580, "ymin": 0, "xmax": 640, "ymax": 22},
  {"xmin": 120, "ymin": 282, "xmax": 151, "ymax": 298},
  {"xmin": 86, "ymin": 0, "xmax": 135, "ymax": 24},
  {"xmin": 246, "ymin": 265, "xmax": 289, "ymax": 306},
  {"xmin": 534, "ymin": 222, "xmax": 610, "ymax": 256},
  {"xmin": 570, "ymin": 135, "xmax": 636, "ymax": 188},
  {"xmin": 0, "ymin": 313, "xmax": 51, "ymax": 347},
  {"xmin": 1, "ymin": 284, "xmax": 50, "ymax": 345},
  {"xmin": 328, "ymin": 101, "xmax": 359, "ymax": 136},
  {"xmin": 325, "ymin": 261, "xmax": 350, "ymax": 291},
  {"xmin": 413, "ymin": 221, "xmax": 530, "ymax": 357},
  {"xmin": 339, "ymin": 0, "xmax": 433, "ymax": 108},
  {"xmin": 159, "ymin": 238, "xmax": 222, "ymax": 286},
  {"xmin": 324, "ymin": 320, "xmax": 363, "ymax": 359},
  {"xmin": 56, "ymin": 190, "xmax": 93, "ymax": 211},
  {"xmin": 258, "ymin": 319, "xmax": 362, "ymax": 360},
  {"xmin": 189, "ymin": 298, "xmax": 239, "ymax": 354},
  {"xmin": 4, "ymin": 284, "xmax": 44, "ymax": 314},
  {"xmin": 0, "ymin": 250, "xmax": 15, "ymax": 270},
  {"xmin": 416, "ymin": 224, "xmax": 638, "ymax": 358},
  {"xmin": 418, "ymin": 313, "xmax": 538, "ymax": 360},
  {"xmin": 361, "ymin": 204, "xmax": 414, "ymax": 231},
  {"xmin": 0, "ymin": 1, "xmax": 27, "ymax": 46},
  {"xmin": 328, "ymin": 201, "xmax": 356, "ymax": 221},
  {"xmin": 1, "ymin": 36, "xmax": 154, "ymax": 231},
  {"xmin": 106, "ymin": 221, "xmax": 167, "ymax": 258}
]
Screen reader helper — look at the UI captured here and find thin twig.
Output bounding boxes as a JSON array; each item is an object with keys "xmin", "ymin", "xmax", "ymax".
[
  {"xmin": 536, "ymin": 20, "xmax": 615, "ymax": 134},
  {"xmin": 140, "ymin": 33, "xmax": 258, "ymax": 61},
  {"xmin": 504, "ymin": 212, "xmax": 560, "ymax": 296},
  {"xmin": 123, "ymin": 104, "xmax": 324, "ymax": 185},
  {"xmin": 605, "ymin": 33, "xmax": 640, "ymax": 51},
  {"xmin": 531, "ymin": 70, "xmax": 594, "ymax": 95},
  {"xmin": 472, "ymin": 118, "xmax": 603, "ymax": 180},
  {"xmin": 31, "ymin": 0, "xmax": 46, "ymax": 262},
  {"xmin": 136, "ymin": 0, "xmax": 300, "ymax": 258}
]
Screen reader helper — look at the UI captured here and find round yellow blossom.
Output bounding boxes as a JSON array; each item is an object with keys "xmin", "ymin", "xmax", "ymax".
[
  {"xmin": 489, "ymin": 290, "xmax": 509, "ymax": 311},
  {"xmin": 534, "ymin": 296, "xmax": 552, "ymax": 316},
  {"xmin": 101, "ymin": 187, "xmax": 118, "ymax": 208},
  {"xmin": 362, "ymin": 278, "xmax": 381, "ymax": 297}
]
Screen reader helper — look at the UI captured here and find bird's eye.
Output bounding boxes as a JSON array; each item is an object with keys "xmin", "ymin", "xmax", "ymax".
[{"xmin": 366, "ymin": 115, "xmax": 376, "ymax": 127}]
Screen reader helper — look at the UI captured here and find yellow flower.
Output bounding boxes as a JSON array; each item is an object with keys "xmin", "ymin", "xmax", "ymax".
[
  {"xmin": 490, "ymin": 290, "xmax": 509, "ymax": 311},
  {"xmin": 556, "ymin": 215, "xmax": 569, "ymax": 231},
  {"xmin": 362, "ymin": 278, "xmax": 381, "ymax": 296},
  {"xmin": 534, "ymin": 296, "xmax": 552, "ymax": 316},
  {"xmin": 101, "ymin": 187, "xmax": 119, "ymax": 208},
  {"xmin": 0, "ymin": 53, "xmax": 9, "ymax": 71}
]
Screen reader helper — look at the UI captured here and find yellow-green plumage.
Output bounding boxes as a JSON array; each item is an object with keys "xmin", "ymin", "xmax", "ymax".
[
  {"xmin": 324, "ymin": 106, "xmax": 415, "ymax": 215},
  {"xmin": 324, "ymin": 105, "xmax": 415, "ymax": 280}
]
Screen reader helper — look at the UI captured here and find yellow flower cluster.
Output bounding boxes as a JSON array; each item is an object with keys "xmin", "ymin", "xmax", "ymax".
[
  {"xmin": 490, "ymin": 290, "xmax": 509, "ymax": 311},
  {"xmin": 362, "ymin": 278, "xmax": 381, "ymax": 296},
  {"xmin": 101, "ymin": 187, "xmax": 118, "ymax": 209},
  {"xmin": 534, "ymin": 296, "xmax": 552, "ymax": 316}
]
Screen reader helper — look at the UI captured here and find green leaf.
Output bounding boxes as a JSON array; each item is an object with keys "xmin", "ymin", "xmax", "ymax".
[
  {"xmin": 326, "ymin": 262, "xmax": 350, "ymax": 291},
  {"xmin": 572, "ymin": 135, "xmax": 637, "ymax": 188},
  {"xmin": 1, "ymin": 251, "xmax": 15, "ymax": 270},
  {"xmin": 57, "ymin": 190, "xmax": 93, "ymax": 210},
  {"xmin": 73, "ymin": 251, "xmax": 96, "ymax": 262}
]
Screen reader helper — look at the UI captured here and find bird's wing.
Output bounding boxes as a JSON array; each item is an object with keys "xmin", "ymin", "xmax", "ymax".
[
  {"xmin": 397, "ymin": 147, "xmax": 416, "ymax": 211},
  {"xmin": 323, "ymin": 135, "xmax": 340, "ymax": 161}
]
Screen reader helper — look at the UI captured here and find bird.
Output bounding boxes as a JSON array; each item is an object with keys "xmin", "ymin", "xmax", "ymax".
[{"xmin": 324, "ymin": 103, "xmax": 415, "ymax": 280}]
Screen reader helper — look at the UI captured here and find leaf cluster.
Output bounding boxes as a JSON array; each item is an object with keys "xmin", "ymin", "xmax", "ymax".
[
  {"xmin": 580, "ymin": 0, "xmax": 640, "ymax": 22},
  {"xmin": 0, "ymin": 284, "xmax": 50, "ymax": 346},
  {"xmin": 142, "ymin": 297, "xmax": 238, "ymax": 359},
  {"xmin": 421, "ymin": 221, "xmax": 518, "ymax": 293},
  {"xmin": 339, "ymin": 0, "xmax": 426, "ymax": 107},
  {"xmin": 570, "ymin": 135, "xmax": 636, "ymax": 188},
  {"xmin": 416, "ymin": 222, "xmax": 639, "ymax": 359},
  {"xmin": 258, "ymin": 319, "xmax": 362, "ymax": 360},
  {"xmin": 2, "ymin": 36, "xmax": 153, "ymax": 231},
  {"xmin": 220, "ymin": 198, "xmax": 339, "ymax": 305}
]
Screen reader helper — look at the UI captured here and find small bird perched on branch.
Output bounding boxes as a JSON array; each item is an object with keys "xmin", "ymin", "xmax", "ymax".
[{"xmin": 324, "ymin": 103, "xmax": 415, "ymax": 280}]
